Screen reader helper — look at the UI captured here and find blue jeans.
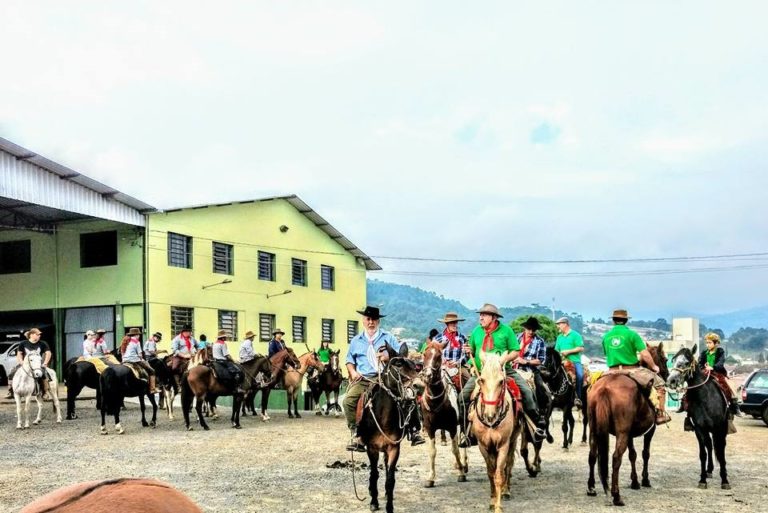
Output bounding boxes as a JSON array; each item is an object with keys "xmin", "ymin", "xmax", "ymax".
[{"xmin": 573, "ymin": 361, "xmax": 583, "ymax": 399}]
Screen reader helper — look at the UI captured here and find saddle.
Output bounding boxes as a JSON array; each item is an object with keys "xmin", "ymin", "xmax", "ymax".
[
  {"xmin": 504, "ymin": 378, "xmax": 522, "ymax": 414},
  {"xmin": 601, "ymin": 367, "xmax": 662, "ymax": 391},
  {"xmin": 708, "ymin": 371, "xmax": 734, "ymax": 401},
  {"xmin": 562, "ymin": 360, "xmax": 591, "ymax": 388},
  {"xmin": 122, "ymin": 362, "xmax": 147, "ymax": 381},
  {"xmin": 78, "ymin": 356, "xmax": 119, "ymax": 375},
  {"xmin": 446, "ymin": 366, "xmax": 470, "ymax": 392}
]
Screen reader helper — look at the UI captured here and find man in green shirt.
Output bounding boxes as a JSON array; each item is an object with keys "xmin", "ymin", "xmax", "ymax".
[
  {"xmin": 601, "ymin": 309, "xmax": 669, "ymax": 424},
  {"xmin": 555, "ymin": 317, "xmax": 585, "ymax": 407},
  {"xmin": 458, "ymin": 303, "xmax": 546, "ymax": 447}
]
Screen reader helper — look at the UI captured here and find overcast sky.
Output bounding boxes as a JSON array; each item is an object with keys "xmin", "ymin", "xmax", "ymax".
[{"xmin": 2, "ymin": 2, "xmax": 767, "ymax": 319}]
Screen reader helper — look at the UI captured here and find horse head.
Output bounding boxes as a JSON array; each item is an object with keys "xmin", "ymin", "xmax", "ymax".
[
  {"xmin": 382, "ymin": 355, "xmax": 424, "ymax": 398},
  {"xmin": 646, "ymin": 343, "xmax": 669, "ymax": 381},
  {"xmin": 475, "ymin": 352, "xmax": 506, "ymax": 425},
  {"xmin": 667, "ymin": 346, "xmax": 697, "ymax": 389},
  {"xmin": 420, "ymin": 342, "xmax": 443, "ymax": 384},
  {"xmin": 307, "ymin": 351, "xmax": 325, "ymax": 372},
  {"xmin": 25, "ymin": 350, "xmax": 44, "ymax": 378},
  {"xmin": 329, "ymin": 350, "xmax": 340, "ymax": 374},
  {"xmin": 541, "ymin": 346, "xmax": 561, "ymax": 379}
]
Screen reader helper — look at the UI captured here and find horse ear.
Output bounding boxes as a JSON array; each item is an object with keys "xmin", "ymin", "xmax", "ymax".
[
  {"xmin": 691, "ymin": 344, "xmax": 697, "ymax": 354},
  {"xmin": 657, "ymin": 342, "xmax": 664, "ymax": 353}
]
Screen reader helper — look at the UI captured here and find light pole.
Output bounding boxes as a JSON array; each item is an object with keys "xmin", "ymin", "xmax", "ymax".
[
  {"xmin": 266, "ymin": 289, "xmax": 292, "ymax": 299},
  {"xmin": 201, "ymin": 278, "xmax": 232, "ymax": 290},
  {"xmin": 551, "ymin": 297, "xmax": 556, "ymax": 321}
]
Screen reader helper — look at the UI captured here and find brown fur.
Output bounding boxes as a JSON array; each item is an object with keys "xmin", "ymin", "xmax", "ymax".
[
  {"xmin": 281, "ymin": 352, "xmax": 325, "ymax": 418},
  {"xmin": 20, "ymin": 478, "xmax": 202, "ymax": 513}
]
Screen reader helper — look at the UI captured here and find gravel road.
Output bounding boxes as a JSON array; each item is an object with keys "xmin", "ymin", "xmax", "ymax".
[{"xmin": 1, "ymin": 398, "xmax": 766, "ymax": 513}]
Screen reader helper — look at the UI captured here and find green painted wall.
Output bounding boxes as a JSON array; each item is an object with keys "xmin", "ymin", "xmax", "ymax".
[{"xmin": 0, "ymin": 230, "xmax": 56, "ymax": 310}]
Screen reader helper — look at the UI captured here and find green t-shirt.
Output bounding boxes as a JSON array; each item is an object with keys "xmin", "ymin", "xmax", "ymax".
[
  {"xmin": 706, "ymin": 351, "xmax": 716, "ymax": 369},
  {"xmin": 554, "ymin": 331, "xmax": 584, "ymax": 363},
  {"xmin": 468, "ymin": 322, "xmax": 520, "ymax": 372},
  {"xmin": 317, "ymin": 347, "xmax": 331, "ymax": 363},
  {"xmin": 601, "ymin": 325, "xmax": 646, "ymax": 367},
  {"xmin": 418, "ymin": 341, "xmax": 428, "ymax": 353}
]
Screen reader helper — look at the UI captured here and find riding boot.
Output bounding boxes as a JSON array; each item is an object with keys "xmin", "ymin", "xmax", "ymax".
[
  {"xmin": 346, "ymin": 428, "xmax": 366, "ymax": 453},
  {"xmin": 654, "ymin": 387, "xmax": 671, "ymax": 425},
  {"xmin": 729, "ymin": 399, "xmax": 743, "ymax": 418},
  {"xmin": 525, "ymin": 407, "xmax": 547, "ymax": 442}
]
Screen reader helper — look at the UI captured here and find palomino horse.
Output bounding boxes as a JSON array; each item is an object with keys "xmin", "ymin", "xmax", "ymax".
[
  {"xmin": 471, "ymin": 353, "xmax": 522, "ymax": 513},
  {"xmin": 667, "ymin": 346, "xmax": 731, "ymax": 490},
  {"xmin": 281, "ymin": 351, "xmax": 325, "ymax": 419},
  {"xmin": 13, "ymin": 351, "xmax": 62, "ymax": 429},
  {"xmin": 308, "ymin": 349, "xmax": 344, "ymax": 417},
  {"xmin": 419, "ymin": 342, "xmax": 467, "ymax": 488},
  {"xmin": 100, "ymin": 363, "xmax": 158, "ymax": 434},
  {"xmin": 181, "ymin": 360, "xmax": 244, "ymax": 430},
  {"xmin": 587, "ymin": 344, "xmax": 668, "ymax": 506},
  {"xmin": 19, "ymin": 478, "xmax": 202, "ymax": 513},
  {"xmin": 540, "ymin": 347, "xmax": 588, "ymax": 449},
  {"xmin": 357, "ymin": 348, "xmax": 424, "ymax": 513}
]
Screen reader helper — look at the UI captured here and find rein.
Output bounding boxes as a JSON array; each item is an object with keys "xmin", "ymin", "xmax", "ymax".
[
  {"xmin": 420, "ymin": 365, "xmax": 448, "ymax": 413},
  {"xmin": 365, "ymin": 358, "xmax": 418, "ymax": 445},
  {"xmin": 474, "ymin": 388, "xmax": 510, "ymax": 429}
]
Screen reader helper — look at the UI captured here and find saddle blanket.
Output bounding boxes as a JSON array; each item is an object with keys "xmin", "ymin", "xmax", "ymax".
[
  {"xmin": 77, "ymin": 356, "xmax": 119, "ymax": 374},
  {"xmin": 122, "ymin": 362, "xmax": 147, "ymax": 381}
]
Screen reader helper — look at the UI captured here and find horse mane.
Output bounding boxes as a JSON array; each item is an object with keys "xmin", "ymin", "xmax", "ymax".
[{"xmin": 480, "ymin": 352, "xmax": 504, "ymax": 383}]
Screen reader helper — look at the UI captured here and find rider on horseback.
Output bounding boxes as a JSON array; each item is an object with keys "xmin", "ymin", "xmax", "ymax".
[
  {"xmin": 212, "ymin": 330, "xmax": 245, "ymax": 394},
  {"xmin": 92, "ymin": 329, "xmax": 109, "ymax": 357},
  {"xmin": 122, "ymin": 327, "xmax": 157, "ymax": 393},
  {"xmin": 602, "ymin": 309, "xmax": 670, "ymax": 425},
  {"xmin": 170, "ymin": 324, "xmax": 197, "ymax": 374},
  {"xmin": 268, "ymin": 328, "xmax": 296, "ymax": 372},
  {"xmin": 143, "ymin": 332, "xmax": 162, "ymax": 359},
  {"xmin": 344, "ymin": 306, "xmax": 425, "ymax": 452},
  {"xmin": 6, "ymin": 328, "xmax": 52, "ymax": 399},
  {"xmin": 307, "ymin": 339, "xmax": 332, "ymax": 387},
  {"xmin": 514, "ymin": 316, "xmax": 550, "ymax": 415},
  {"xmin": 458, "ymin": 304, "xmax": 548, "ymax": 448},
  {"xmin": 555, "ymin": 317, "xmax": 585, "ymax": 407},
  {"xmin": 433, "ymin": 312, "xmax": 470, "ymax": 388}
]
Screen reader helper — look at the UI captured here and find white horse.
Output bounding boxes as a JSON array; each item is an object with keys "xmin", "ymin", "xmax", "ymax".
[{"xmin": 13, "ymin": 350, "xmax": 63, "ymax": 429}]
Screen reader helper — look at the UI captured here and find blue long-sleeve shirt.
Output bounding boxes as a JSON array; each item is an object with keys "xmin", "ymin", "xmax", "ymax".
[
  {"xmin": 268, "ymin": 338, "xmax": 287, "ymax": 359},
  {"xmin": 346, "ymin": 330, "xmax": 404, "ymax": 378}
]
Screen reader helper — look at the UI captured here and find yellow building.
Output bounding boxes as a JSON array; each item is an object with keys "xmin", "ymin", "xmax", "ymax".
[{"xmin": 145, "ymin": 196, "xmax": 380, "ymax": 362}]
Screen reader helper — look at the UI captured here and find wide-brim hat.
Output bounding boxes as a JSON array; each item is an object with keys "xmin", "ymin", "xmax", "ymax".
[
  {"xmin": 244, "ymin": 330, "xmax": 255, "ymax": 339},
  {"xmin": 127, "ymin": 327, "xmax": 142, "ymax": 336},
  {"xmin": 153, "ymin": 332, "xmax": 163, "ymax": 340},
  {"xmin": 96, "ymin": 328, "xmax": 107, "ymax": 334},
  {"xmin": 476, "ymin": 303, "xmax": 503, "ymax": 318},
  {"xmin": 438, "ymin": 312, "xmax": 465, "ymax": 324},
  {"xmin": 25, "ymin": 328, "xmax": 42, "ymax": 338},
  {"xmin": 521, "ymin": 316, "xmax": 542, "ymax": 331},
  {"xmin": 180, "ymin": 324, "xmax": 193, "ymax": 332},
  {"xmin": 356, "ymin": 306, "xmax": 385, "ymax": 320},
  {"xmin": 612, "ymin": 309, "xmax": 630, "ymax": 319},
  {"xmin": 85, "ymin": 329, "xmax": 96, "ymax": 337},
  {"xmin": 272, "ymin": 328, "xmax": 286, "ymax": 336},
  {"xmin": 217, "ymin": 329, "xmax": 230, "ymax": 339}
]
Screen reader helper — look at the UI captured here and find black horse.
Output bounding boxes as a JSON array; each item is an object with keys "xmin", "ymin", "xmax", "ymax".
[
  {"xmin": 239, "ymin": 355, "xmax": 276, "ymax": 417},
  {"xmin": 667, "ymin": 346, "xmax": 731, "ymax": 490},
  {"xmin": 100, "ymin": 364, "xmax": 158, "ymax": 434},
  {"xmin": 540, "ymin": 347, "xmax": 588, "ymax": 449},
  {"xmin": 308, "ymin": 349, "xmax": 344, "ymax": 416},
  {"xmin": 149, "ymin": 355, "xmax": 178, "ymax": 419},
  {"xmin": 63, "ymin": 357, "xmax": 101, "ymax": 420},
  {"xmin": 358, "ymin": 349, "xmax": 424, "ymax": 513}
]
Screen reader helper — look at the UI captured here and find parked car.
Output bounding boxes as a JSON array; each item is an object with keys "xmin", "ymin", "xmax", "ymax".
[
  {"xmin": 0, "ymin": 341, "xmax": 20, "ymax": 387},
  {"xmin": 740, "ymin": 368, "xmax": 768, "ymax": 426}
]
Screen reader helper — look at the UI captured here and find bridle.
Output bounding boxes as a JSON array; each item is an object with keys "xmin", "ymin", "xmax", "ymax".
[
  {"xmin": 420, "ymin": 354, "xmax": 448, "ymax": 412},
  {"xmin": 474, "ymin": 382, "xmax": 510, "ymax": 429},
  {"xmin": 365, "ymin": 357, "xmax": 420, "ymax": 444},
  {"xmin": 669, "ymin": 353, "xmax": 710, "ymax": 393}
]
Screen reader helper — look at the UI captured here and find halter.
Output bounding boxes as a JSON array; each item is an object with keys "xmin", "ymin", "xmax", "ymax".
[
  {"xmin": 420, "ymin": 362, "xmax": 449, "ymax": 413},
  {"xmin": 474, "ymin": 386, "xmax": 510, "ymax": 429},
  {"xmin": 364, "ymin": 357, "xmax": 419, "ymax": 445},
  {"xmin": 670, "ymin": 354, "xmax": 710, "ymax": 393}
]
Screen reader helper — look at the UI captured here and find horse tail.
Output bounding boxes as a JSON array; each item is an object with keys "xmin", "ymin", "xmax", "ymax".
[
  {"xmin": 590, "ymin": 391, "xmax": 611, "ymax": 495},
  {"xmin": 180, "ymin": 371, "xmax": 193, "ymax": 414},
  {"xmin": 101, "ymin": 368, "xmax": 122, "ymax": 416}
]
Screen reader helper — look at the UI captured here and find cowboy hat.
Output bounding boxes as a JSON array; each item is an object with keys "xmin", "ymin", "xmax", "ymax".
[
  {"xmin": 521, "ymin": 316, "xmax": 542, "ymax": 331},
  {"xmin": 180, "ymin": 324, "xmax": 193, "ymax": 332},
  {"xmin": 85, "ymin": 329, "xmax": 96, "ymax": 337},
  {"xmin": 272, "ymin": 328, "xmax": 286, "ymax": 336},
  {"xmin": 611, "ymin": 309, "xmax": 630, "ymax": 319},
  {"xmin": 217, "ymin": 329, "xmax": 229, "ymax": 339},
  {"xmin": 153, "ymin": 332, "xmax": 163, "ymax": 340},
  {"xmin": 476, "ymin": 303, "xmax": 503, "ymax": 318},
  {"xmin": 437, "ymin": 312, "xmax": 465, "ymax": 324},
  {"xmin": 127, "ymin": 327, "xmax": 142, "ymax": 336},
  {"xmin": 96, "ymin": 328, "xmax": 107, "ymax": 334},
  {"xmin": 356, "ymin": 306, "xmax": 385, "ymax": 320},
  {"xmin": 244, "ymin": 330, "xmax": 256, "ymax": 339}
]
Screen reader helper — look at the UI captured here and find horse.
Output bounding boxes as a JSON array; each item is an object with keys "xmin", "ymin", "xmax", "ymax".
[
  {"xmin": 667, "ymin": 345, "xmax": 731, "ymax": 490},
  {"xmin": 357, "ymin": 349, "xmax": 424, "ymax": 513},
  {"xmin": 256, "ymin": 349, "xmax": 302, "ymax": 421},
  {"xmin": 419, "ymin": 342, "xmax": 467, "ymax": 488},
  {"xmin": 240, "ymin": 354, "xmax": 279, "ymax": 417},
  {"xmin": 13, "ymin": 351, "xmax": 63, "ymax": 429},
  {"xmin": 63, "ymin": 357, "xmax": 101, "ymax": 420},
  {"xmin": 99, "ymin": 362, "xmax": 158, "ymax": 434},
  {"xmin": 586, "ymin": 344, "xmax": 668, "ymax": 506},
  {"xmin": 540, "ymin": 347, "xmax": 588, "ymax": 449},
  {"xmin": 471, "ymin": 352, "xmax": 523, "ymax": 513},
  {"xmin": 281, "ymin": 351, "xmax": 325, "ymax": 418},
  {"xmin": 308, "ymin": 349, "xmax": 344, "ymax": 417},
  {"xmin": 149, "ymin": 354, "xmax": 178, "ymax": 420},
  {"xmin": 181, "ymin": 358, "xmax": 244, "ymax": 430}
]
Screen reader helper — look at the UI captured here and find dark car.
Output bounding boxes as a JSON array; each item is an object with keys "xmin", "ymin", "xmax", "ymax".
[{"xmin": 740, "ymin": 368, "xmax": 768, "ymax": 426}]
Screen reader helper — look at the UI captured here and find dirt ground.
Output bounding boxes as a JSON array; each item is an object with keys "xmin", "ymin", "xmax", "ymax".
[{"xmin": 0, "ymin": 398, "xmax": 766, "ymax": 513}]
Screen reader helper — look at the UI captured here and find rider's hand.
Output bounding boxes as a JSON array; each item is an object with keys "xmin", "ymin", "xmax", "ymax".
[
  {"xmin": 349, "ymin": 369, "xmax": 362, "ymax": 383},
  {"xmin": 651, "ymin": 365, "xmax": 660, "ymax": 373},
  {"xmin": 462, "ymin": 344, "xmax": 471, "ymax": 355}
]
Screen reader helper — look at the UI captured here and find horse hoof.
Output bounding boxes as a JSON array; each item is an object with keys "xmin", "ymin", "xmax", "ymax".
[
  {"xmin": 117, "ymin": 428, "xmax": 125, "ymax": 435},
  {"xmin": 458, "ymin": 475, "xmax": 467, "ymax": 483},
  {"xmin": 527, "ymin": 471, "xmax": 538, "ymax": 478},
  {"xmin": 707, "ymin": 472, "xmax": 713, "ymax": 479},
  {"xmin": 721, "ymin": 483, "xmax": 731, "ymax": 490},
  {"xmin": 16, "ymin": 426, "xmax": 23, "ymax": 430},
  {"xmin": 370, "ymin": 503, "xmax": 379, "ymax": 511},
  {"xmin": 587, "ymin": 489, "xmax": 597, "ymax": 497},
  {"xmin": 698, "ymin": 482, "xmax": 707, "ymax": 489},
  {"xmin": 641, "ymin": 480, "xmax": 652, "ymax": 488},
  {"xmin": 316, "ymin": 411, "xmax": 322, "ymax": 416},
  {"xmin": 142, "ymin": 422, "xmax": 149, "ymax": 428},
  {"xmin": 613, "ymin": 498, "xmax": 625, "ymax": 507},
  {"xmin": 502, "ymin": 493, "xmax": 511, "ymax": 501},
  {"xmin": 630, "ymin": 482, "xmax": 640, "ymax": 490},
  {"xmin": 203, "ymin": 425, "xmax": 210, "ymax": 431},
  {"xmin": 295, "ymin": 413, "xmax": 301, "ymax": 419},
  {"xmin": 187, "ymin": 426, "xmax": 193, "ymax": 431},
  {"xmin": 233, "ymin": 424, "xmax": 242, "ymax": 429},
  {"xmin": 423, "ymin": 480, "xmax": 434, "ymax": 488}
]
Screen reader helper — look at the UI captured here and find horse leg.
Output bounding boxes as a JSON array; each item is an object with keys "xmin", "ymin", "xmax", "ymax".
[
  {"xmin": 293, "ymin": 388, "xmax": 301, "ymax": 419},
  {"xmin": 693, "ymin": 428, "xmax": 708, "ymax": 488},
  {"xmin": 627, "ymin": 438, "xmax": 640, "ymax": 489},
  {"xmin": 67, "ymin": 384, "xmax": 82, "ymax": 420},
  {"xmin": 641, "ymin": 426, "xmax": 655, "ymax": 488},
  {"xmin": 449, "ymin": 426, "xmax": 467, "ymax": 482},
  {"xmin": 424, "ymin": 432, "xmax": 437, "ymax": 488},
  {"xmin": 496, "ymin": 445, "xmax": 512, "ymax": 510},
  {"xmin": 148, "ymin": 392, "xmax": 158, "ymax": 427},
  {"xmin": 14, "ymin": 393, "xmax": 23, "ymax": 429},
  {"xmin": 165, "ymin": 387, "xmax": 175, "ymax": 420},
  {"xmin": 384, "ymin": 446, "xmax": 400, "ymax": 513},
  {"xmin": 713, "ymin": 431, "xmax": 729, "ymax": 489},
  {"xmin": 140, "ymin": 394, "xmax": 149, "ymax": 427},
  {"xmin": 562, "ymin": 406, "xmax": 572, "ymax": 450},
  {"xmin": 368, "ymin": 448, "xmax": 380, "ymax": 511},
  {"xmin": 260, "ymin": 389, "xmax": 271, "ymax": 422},
  {"xmin": 520, "ymin": 434, "xmax": 534, "ymax": 477},
  {"xmin": 32, "ymin": 394, "xmax": 43, "ymax": 425},
  {"xmin": 50, "ymin": 382, "xmax": 62, "ymax": 423},
  {"xmin": 196, "ymin": 394, "xmax": 210, "ymax": 430},
  {"xmin": 587, "ymin": 429, "xmax": 598, "ymax": 496},
  {"xmin": 611, "ymin": 433, "xmax": 629, "ymax": 506},
  {"xmin": 704, "ymin": 431, "xmax": 714, "ymax": 478},
  {"xmin": 114, "ymin": 398, "xmax": 124, "ymax": 434},
  {"xmin": 581, "ymin": 392, "xmax": 589, "ymax": 445},
  {"xmin": 232, "ymin": 394, "xmax": 243, "ymax": 429},
  {"xmin": 24, "ymin": 394, "xmax": 32, "ymax": 429}
]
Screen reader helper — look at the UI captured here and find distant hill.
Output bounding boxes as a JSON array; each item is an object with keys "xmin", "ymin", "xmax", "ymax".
[
  {"xmin": 366, "ymin": 279, "xmax": 584, "ymax": 338},
  {"xmin": 700, "ymin": 306, "xmax": 768, "ymax": 336}
]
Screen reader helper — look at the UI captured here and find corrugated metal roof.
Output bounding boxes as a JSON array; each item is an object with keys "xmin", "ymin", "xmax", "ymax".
[
  {"xmin": 0, "ymin": 137, "xmax": 155, "ymax": 227},
  {"xmin": 162, "ymin": 195, "xmax": 382, "ymax": 271}
]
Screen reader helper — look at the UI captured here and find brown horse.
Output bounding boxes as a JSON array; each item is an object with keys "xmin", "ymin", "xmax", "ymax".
[
  {"xmin": 471, "ymin": 353, "xmax": 522, "ymax": 513},
  {"xmin": 281, "ymin": 351, "xmax": 325, "ymax": 418},
  {"xmin": 420, "ymin": 342, "xmax": 467, "ymax": 488},
  {"xmin": 20, "ymin": 478, "xmax": 202, "ymax": 513},
  {"xmin": 181, "ymin": 357, "xmax": 244, "ymax": 431},
  {"xmin": 587, "ymin": 344, "xmax": 669, "ymax": 506},
  {"xmin": 309, "ymin": 349, "xmax": 345, "ymax": 416}
]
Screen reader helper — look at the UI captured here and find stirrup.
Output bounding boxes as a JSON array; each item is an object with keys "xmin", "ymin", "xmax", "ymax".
[
  {"xmin": 346, "ymin": 439, "xmax": 366, "ymax": 453},
  {"xmin": 655, "ymin": 411, "xmax": 671, "ymax": 425}
]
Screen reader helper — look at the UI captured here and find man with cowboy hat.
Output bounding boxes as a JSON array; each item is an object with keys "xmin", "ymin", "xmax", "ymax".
[
  {"xmin": 6, "ymin": 328, "xmax": 52, "ymax": 399},
  {"xmin": 143, "ymin": 331, "xmax": 162, "ymax": 360},
  {"xmin": 514, "ymin": 316, "xmax": 551, "ymax": 416},
  {"xmin": 238, "ymin": 330, "xmax": 257, "ymax": 364},
  {"xmin": 213, "ymin": 330, "xmax": 245, "ymax": 393},
  {"xmin": 602, "ymin": 308, "xmax": 670, "ymax": 425},
  {"xmin": 458, "ymin": 304, "xmax": 547, "ymax": 447},
  {"xmin": 433, "ymin": 312, "xmax": 470, "ymax": 384},
  {"xmin": 267, "ymin": 327, "xmax": 297, "ymax": 372},
  {"xmin": 555, "ymin": 316, "xmax": 585, "ymax": 407},
  {"xmin": 122, "ymin": 327, "xmax": 157, "ymax": 393},
  {"xmin": 344, "ymin": 306, "xmax": 425, "ymax": 452},
  {"xmin": 170, "ymin": 324, "xmax": 197, "ymax": 375},
  {"xmin": 92, "ymin": 329, "xmax": 109, "ymax": 357}
]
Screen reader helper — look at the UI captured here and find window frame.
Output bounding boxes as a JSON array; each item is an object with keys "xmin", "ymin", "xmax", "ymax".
[
  {"xmin": 320, "ymin": 265, "xmax": 335, "ymax": 291},
  {"xmin": 259, "ymin": 313, "xmax": 276, "ymax": 342},
  {"xmin": 291, "ymin": 258, "xmax": 307, "ymax": 287},
  {"xmin": 0, "ymin": 239, "xmax": 32, "ymax": 275},
  {"xmin": 168, "ymin": 232, "xmax": 193, "ymax": 269},
  {"xmin": 347, "ymin": 320, "xmax": 359, "ymax": 343},
  {"xmin": 212, "ymin": 241, "xmax": 234, "ymax": 275},
  {"xmin": 321, "ymin": 318, "xmax": 335, "ymax": 343},
  {"xmin": 258, "ymin": 251, "xmax": 276, "ymax": 281},
  {"xmin": 218, "ymin": 310, "xmax": 238, "ymax": 341},
  {"xmin": 292, "ymin": 316, "xmax": 307, "ymax": 343},
  {"xmin": 170, "ymin": 306, "xmax": 194, "ymax": 335}
]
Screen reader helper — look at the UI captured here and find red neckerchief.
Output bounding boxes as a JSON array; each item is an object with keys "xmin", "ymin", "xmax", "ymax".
[
  {"xmin": 520, "ymin": 332, "xmax": 533, "ymax": 358},
  {"xmin": 444, "ymin": 328, "xmax": 460, "ymax": 349},
  {"xmin": 482, "ymin": 320, "xmax": 499, "ymax": 351},
  {"xmin": 181, "ymin": 334, "xmax": 192, "ymax": 351},
  {"xmin": 215, "ymin": 338, "xmax": 226, "ymax": 344}
]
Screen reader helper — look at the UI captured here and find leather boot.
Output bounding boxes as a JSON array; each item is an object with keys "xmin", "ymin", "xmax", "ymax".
[{"xmin": 149, "ymin": 375, "xmax": 157, "ymax": 394}]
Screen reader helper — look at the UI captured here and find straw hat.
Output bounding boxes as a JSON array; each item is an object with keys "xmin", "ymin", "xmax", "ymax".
[
  {"xmin": 244, "ymin": 330, "xmax": 256, "ymax": 339},
  {"xmin": 437, "ymin": 312, "xmax": 465, "ymax": 324},
  {"xmin": 611, "ymin": 309, "xmax": 630, "ymax": 319},
  {"xmin": 127, "ymin": 327, "xmax": 142, "ymax": 336},
  {"xmin": 476, "ymin": 304, "xmax": 503, "ymax": 318}
]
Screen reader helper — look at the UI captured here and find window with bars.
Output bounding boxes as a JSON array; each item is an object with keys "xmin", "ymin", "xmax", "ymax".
[
  {"xmin": 0, "ymin": 240, "xmax": 31, "ymax": 274},
  {"xmin": 292, "ymin": 316, "xmax": 306, "ymax": 343},
  {"xmin": 259, "ymin": 313, "xmax": 276, "ymax": 342},
  {"xmin": 171, "ymin": 306, "xmax": 194, "ymax": 335},
  {"xmin": 258, "ymin": 251, "xmax": 276, "ymax": 281},
  {"xmin": 218, "ymin": 310, "xmax": 237, "ymax": 340},
  {"xmin": 347, "ymin": 320, "xmax": 359, "ymax": 343},
  {"xmin": 168, "ymin": 232, "xmax": 193, "ymax": 269},
  {"xmin": 212, "ymin": 242, "xmax": 234, "ymax": 275},
  {"xmin": 292, "ymin": 258, "xmax": 307, "ymax": 286},
  {"xmin": 321, "ymin": 318, "xmax": 335, "ymax": 342},
  {"xmin": 80, "ymin": 231, "xmax": 118, "ymax": 268},
  {"xmin": 321, "ymin": 265, "xmax": 335, "ymax": 291}
]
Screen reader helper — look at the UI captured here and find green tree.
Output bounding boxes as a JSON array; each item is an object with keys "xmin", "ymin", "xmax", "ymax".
[{"xmin": 510, "ymin": 314, "xmax": 558, "ymax": 344}]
